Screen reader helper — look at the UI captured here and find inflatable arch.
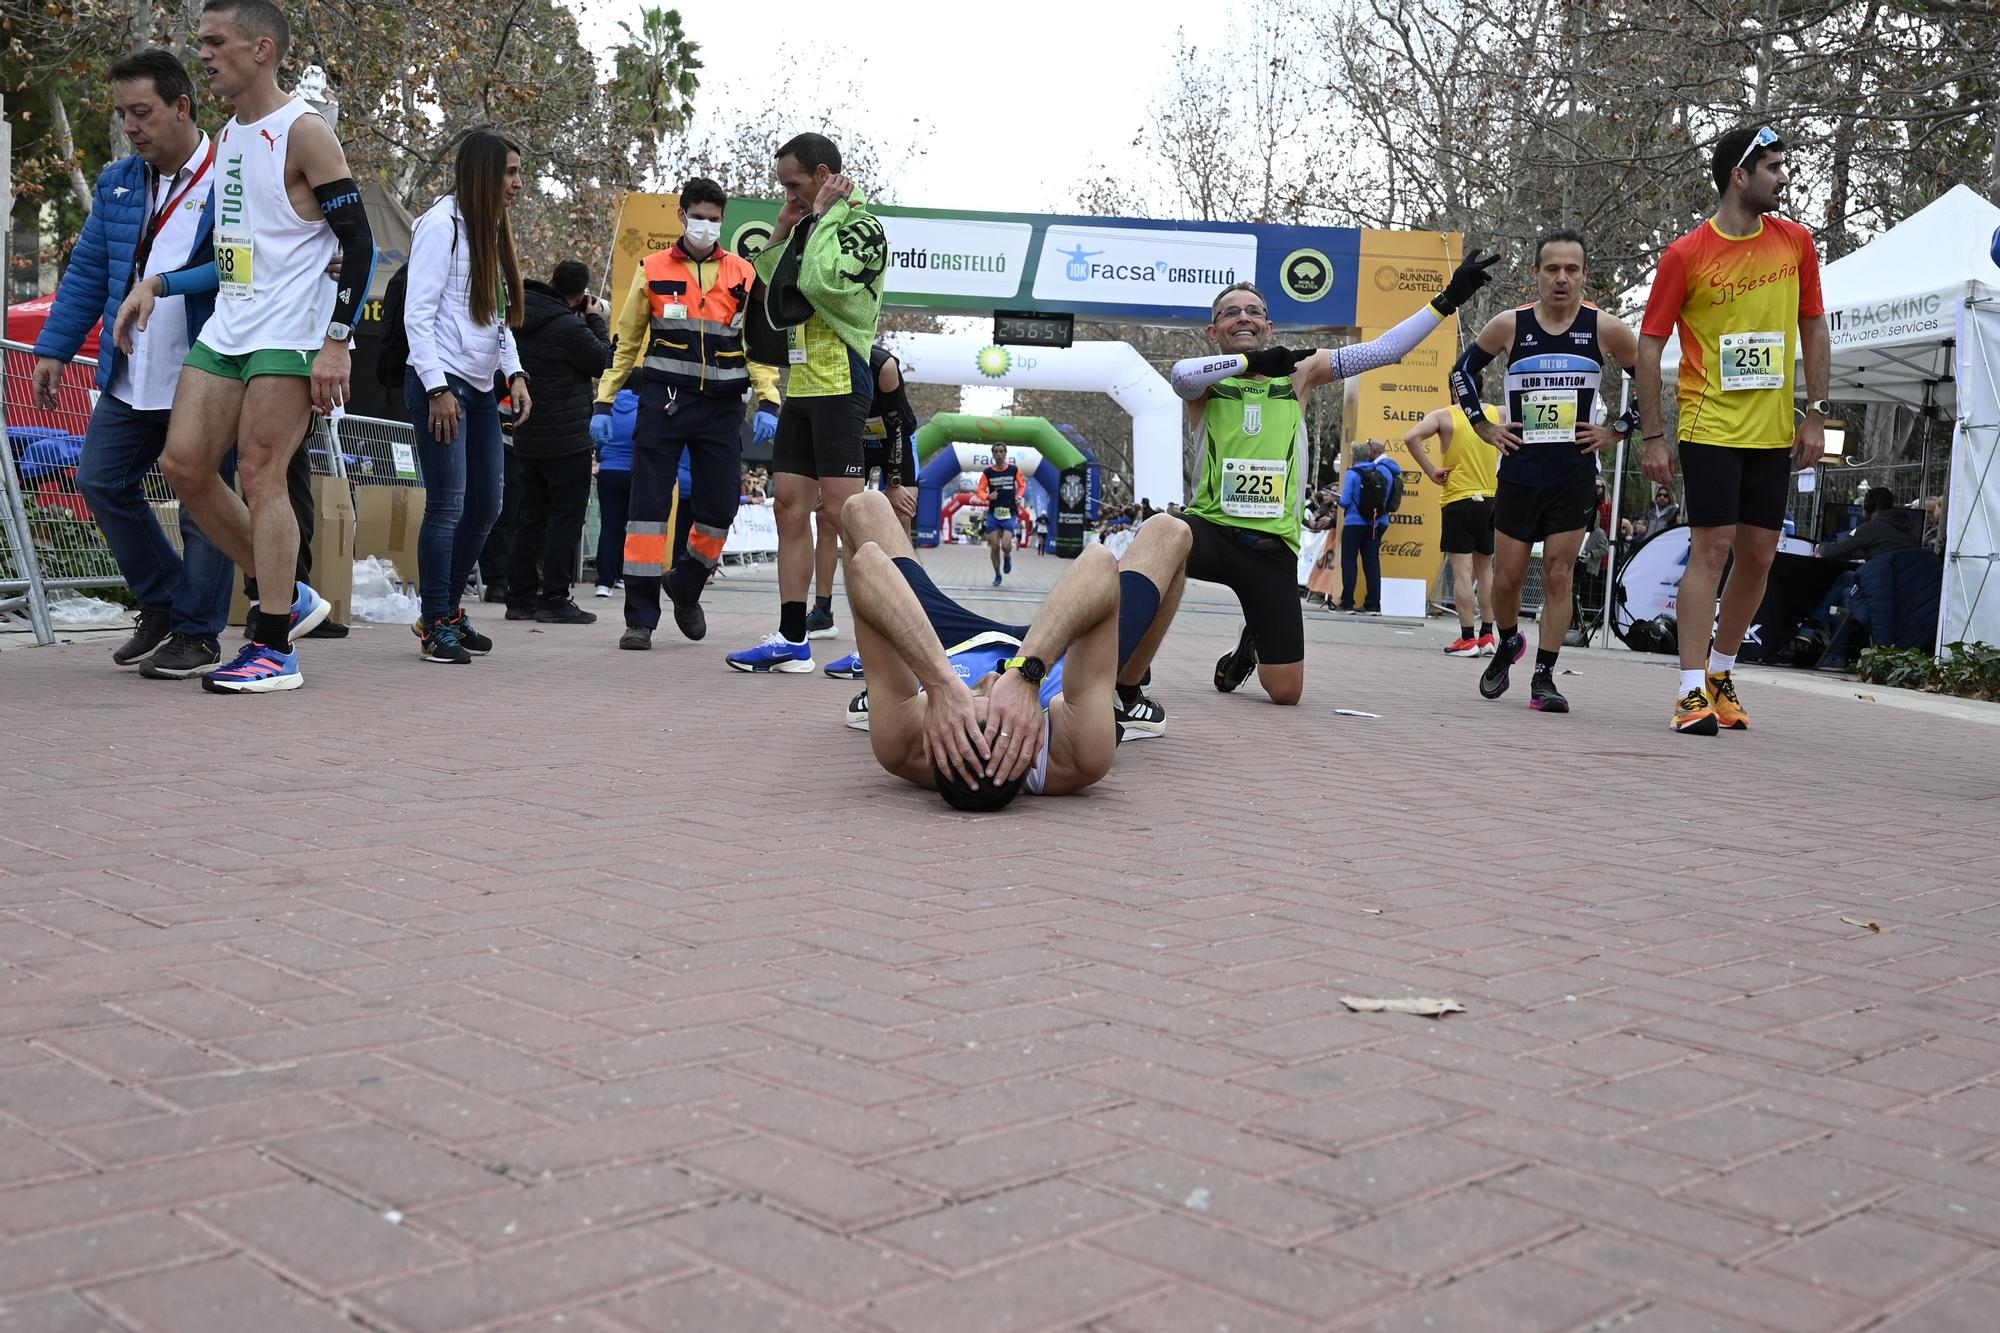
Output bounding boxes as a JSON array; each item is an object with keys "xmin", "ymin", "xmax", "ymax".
[
  {"xmin": 913, "ymin": 414, "xmax": 1086, "ymax": 548},
  {"xmin": 882, "ymin": 332, "xmax": 1183, "ymax": 505}
]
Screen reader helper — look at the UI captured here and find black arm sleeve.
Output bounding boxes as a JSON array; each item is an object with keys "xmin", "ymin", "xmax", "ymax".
[
  {"xmin": 1449, "ymin": 342, "xmax": 1496, "ymax": 420},
  {"xmin": 313, "ymin": 178, "xmax": 375, "ymax": 333},
  {"xmin": 886, "ymin": 383, "xmax": 920, "ymax": 487}
]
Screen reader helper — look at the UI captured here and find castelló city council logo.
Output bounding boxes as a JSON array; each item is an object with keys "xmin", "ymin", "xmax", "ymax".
[{"xmin": 976, "ymin": 346, "xmax": 1012, "ymax": 379}]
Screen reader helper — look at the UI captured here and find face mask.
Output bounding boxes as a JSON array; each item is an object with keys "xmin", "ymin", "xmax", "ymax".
[{"xmin": 683, "ymin": 218, "xmax": 722, "ymax": 249}]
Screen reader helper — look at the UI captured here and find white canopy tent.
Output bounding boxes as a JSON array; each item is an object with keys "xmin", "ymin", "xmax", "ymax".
[{"xmin": 1656, "ymin": 184, "xmax": 2000, "ymax": 650}]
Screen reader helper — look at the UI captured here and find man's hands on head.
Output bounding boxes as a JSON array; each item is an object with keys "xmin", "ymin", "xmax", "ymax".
[
  {"xmin": 982, "ymin": 670, "xmax": 1047, "ymax": 785},
  {"xmin": 924, "ymin": 679, "xmax": 989, "ymax": 788},
  {"xmin": 813, "ymin": 172, "xmax": 857, "ymax": 215}
]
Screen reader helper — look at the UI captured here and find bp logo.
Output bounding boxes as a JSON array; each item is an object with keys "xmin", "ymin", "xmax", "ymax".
[
  {"xmin": 975, "ymin": 346, "xmax": 1012, "ymax": 379},
  {"xmin": 1281, "ymin": 248, "xmax": 1332, "ymax": 303},
  {"xmin": 731, "ymin": 220, "xmax": 774, "ymax": 257}
]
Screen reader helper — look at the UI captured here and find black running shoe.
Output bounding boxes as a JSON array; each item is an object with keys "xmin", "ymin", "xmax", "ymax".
[
  {"xmin": 505, "ymin": 605, "xmax": 536, "ymax": 621},
  {"xmin": 112, "ymin": 609, "xmax": 171, "ymax": 667},
  {"xmin": 664, "ymin": 569, "xmax": 707, "ymax": 641},
  {"xmin": 1214, "ymin": 626, "xmax": 1258, "ymax": 693},
  {"xmin": 535, "ymin": 600, "xmax": 598, "ymax": 625},
  {"xmin": 803, "ymin": 606, "xmax": 838, "ymax": 640},
  {"xmin": 416, "ymin": 617, "xmax": 472, "ymax": 664},
  {"xmin": 1529, "ymin": 668, "xmax": 1569, "ymax": 713},
  {"xmin": 845, "ymin": 688, "xmax": 870, "ymax": 730},
  {"xmin": 139, "ymin": 632, "xmax": 221, "ymax": 679},
  {"xmin": 447, "ymin": 608, "xmax": 492, "ymax": 654},
  {"xmin": 1113, "ymin": 691, "xmax": 1166, "ymax": 739},
  {"xmin": 619, "ymin": 625, "xmax": 653, "ymax": 651},
  {"xmin": 1479, "ymin": 632, "xmax": 1525, "ymax": 699}
]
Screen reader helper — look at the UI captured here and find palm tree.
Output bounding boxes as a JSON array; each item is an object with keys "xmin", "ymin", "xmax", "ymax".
[{"xmin": 608, "ymin": 6, "xmax": 702, "ymax": 183}]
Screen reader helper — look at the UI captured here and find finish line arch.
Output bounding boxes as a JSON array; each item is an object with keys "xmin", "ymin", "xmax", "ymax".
[
  {"xmin": 912, "ymin": 414, "xmax": 1084, "ymax": 549},
  {"xmin": 881, "ymin": 332, "xmax": 1182, "ymax": 507}
]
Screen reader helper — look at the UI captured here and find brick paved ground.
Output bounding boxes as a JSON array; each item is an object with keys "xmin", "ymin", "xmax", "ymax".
[{"xmin": 3, "ymin": 542, "xmax": 1998, "ymax": 1332}]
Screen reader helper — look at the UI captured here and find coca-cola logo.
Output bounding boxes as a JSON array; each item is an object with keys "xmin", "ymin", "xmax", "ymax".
[{"xmin": 1381, "ymin": 540, "xmax": 1426, "ymax": 558}]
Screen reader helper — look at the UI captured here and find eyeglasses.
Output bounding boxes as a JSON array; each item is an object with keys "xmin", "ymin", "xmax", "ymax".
[
  {"xmin": 1734, "ymin": 125, "xmax": 1780, "ymax": 172},
  {"xmin": 1215, "ymin": 305, "xmax": 1268, "ymax": 322}
]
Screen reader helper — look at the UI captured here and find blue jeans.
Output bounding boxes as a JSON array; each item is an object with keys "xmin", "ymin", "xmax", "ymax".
[
  {"xmin": 1339, "ymin": 522, "xmax": 1386, "ymax": 610},
  {"xmin": 77, "ymin": 391, "xmax": 235, "ymax": 638},
  {"xmin": 406, "ymin": 372, "xmax": 503, "ymax": 619}
]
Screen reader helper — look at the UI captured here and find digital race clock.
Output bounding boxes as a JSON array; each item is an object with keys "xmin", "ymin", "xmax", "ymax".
[{"xmin": 993, "ymin": 311, "xmax": 1075, "ymax": 348}]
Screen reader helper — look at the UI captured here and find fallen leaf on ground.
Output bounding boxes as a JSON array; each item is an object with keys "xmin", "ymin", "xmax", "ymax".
[
  {"xmin": 1341, "ymin": 996, "xmax": 1465, "ymax": 1018},
  {"xmin": 1855, "ymin": 693, "xmax": 1875, "ymax": 702},
  {"xmin": 1356, "ymin": 907, "xmax": 1384, "ymax": 915},
  {"xmin": 1839, "ymin": 916, "xmax": 1882, "ymax": 933}
]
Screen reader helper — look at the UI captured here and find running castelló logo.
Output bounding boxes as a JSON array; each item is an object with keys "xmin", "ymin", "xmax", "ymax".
[{"xmin": 975, "ymin": 346, "xmax": 1012, "ymax": 379}]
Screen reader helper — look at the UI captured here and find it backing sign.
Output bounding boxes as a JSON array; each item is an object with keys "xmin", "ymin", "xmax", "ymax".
[
  {"xmin": 720, "ymin": 198, "xmax": 1375, "ymax": 328},
  {"xmin": 1340, "ymin": 229, "xmax": 1464, "ymax": 587}
]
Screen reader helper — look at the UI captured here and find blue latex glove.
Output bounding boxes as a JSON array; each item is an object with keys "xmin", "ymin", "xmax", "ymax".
[
  {"xmin": 590, "ymin": 412, "xmax": 613, "ymax": 447},
  {"xmin": 752, "ymin": 405, "xmax": 779, "ymax": 444}
]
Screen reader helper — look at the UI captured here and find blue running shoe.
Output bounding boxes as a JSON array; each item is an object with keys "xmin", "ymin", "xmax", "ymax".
[
  {"xmin": 290, "ymin": 581, "xmax": 332, "ymax": 638},
  {"xmin": 992, "ymin": 573, "xmax": 1002, "ymax": 587},
  {"xmin": 823, "ymin": 651, "xmax": 864, "ymax": 680},
  {"xmin": 201, "ymin": 640, "xmax": 302, "ymax": 694},
  {"xmin": 726, "ymin": 633, "xmax": 813, "ymax": 673},
  {"xmin": 1003, "ymin": 551, "xmax": 1012, "ymax": 575}
]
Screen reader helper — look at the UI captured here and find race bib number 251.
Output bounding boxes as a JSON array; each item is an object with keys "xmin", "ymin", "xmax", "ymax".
[{"xmin": 1720, "ymin": 330, "xmax": 1785, "ymax": 391}]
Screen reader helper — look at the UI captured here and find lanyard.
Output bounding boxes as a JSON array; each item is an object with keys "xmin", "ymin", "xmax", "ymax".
[{"xmin": 133, "ymin": 139, "xmax": 216, "ymax": 277}]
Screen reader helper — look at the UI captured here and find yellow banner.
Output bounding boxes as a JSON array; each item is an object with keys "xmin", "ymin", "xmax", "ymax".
[
  {"xmin": 609, "ymin": 192, "xmax": 684, "ymax": 319},
  {"xmin": 1342, "ymin": 229, "xmax": 1464, "ymax": 588}
]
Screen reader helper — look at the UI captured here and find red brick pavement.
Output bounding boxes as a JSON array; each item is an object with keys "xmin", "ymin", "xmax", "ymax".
[{"xmin": 3, "ymin": 544, "xmax": 1999, "ymax": 1331}]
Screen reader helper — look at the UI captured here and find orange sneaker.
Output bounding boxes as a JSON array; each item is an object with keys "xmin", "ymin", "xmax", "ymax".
[
  {"xmin": 1708, "ymin": 671, "xmax": 1749, "ymax": 730},
  {"xmin": 1672, "ymin": 686, "xmax": 1719, "ymax": 735},
  {"xmin": 1444, "ymin": 634, "xmax": 1482, "ymax": 657}
]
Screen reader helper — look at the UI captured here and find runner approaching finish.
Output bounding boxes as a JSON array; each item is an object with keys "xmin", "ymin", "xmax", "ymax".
[
  {"xmin": 979, "ymin": 443, "xmax": 1027, "ymax": 587},
  {"xmin": 729, "ymin": 132, "xmax": 887, "ymax": 673},
  {"xmin": 1450, "ymin": 232, "xmax": 1640, "ymax": 712},
  {"xmin": 837, "ymin": 490, "xmax": 1189, "ymax": 809},
  {"xmin": 808, "ymin": 342, "xmax": 920, "ymax": 644},
  {"xmin": 124, "ymin": 0, "xmax": 373, "ymax": 694},
  {"xmin": 1167, "ymin": 248, "xmax": 1499, "ymax": 704},
  {"xmin": 1638, "ymin": 126, "xmax": 1829, "ymax": 734},
  {"xmin": 1405, "ymin": 402, "xmax": 1500, "ymax": 656}
]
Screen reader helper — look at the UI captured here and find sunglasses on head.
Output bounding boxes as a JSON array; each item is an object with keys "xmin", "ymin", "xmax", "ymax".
[{"xmin": 1735, "ymin": 125, "xmax": 1780, "ymax": 172}]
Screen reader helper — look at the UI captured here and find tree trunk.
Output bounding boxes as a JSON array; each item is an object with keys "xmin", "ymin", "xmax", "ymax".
[{"xmin": 51, "ymin": 93, "xmax": 92, "ymax": 216}]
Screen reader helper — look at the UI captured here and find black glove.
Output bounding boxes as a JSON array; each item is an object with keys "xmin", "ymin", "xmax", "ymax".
[
  {"xmin": 1432, "ymin": 247, "xmax": 1503, "ymax": 315},
  {"xmin": 1243, "ymin": 345, "xmax": 1314, "ymax": 378}
]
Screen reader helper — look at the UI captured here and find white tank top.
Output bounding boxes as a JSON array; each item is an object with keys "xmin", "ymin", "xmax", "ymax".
[{"xmin": 200, "ymin": 97, "xmax": 337, "ymax": 355}]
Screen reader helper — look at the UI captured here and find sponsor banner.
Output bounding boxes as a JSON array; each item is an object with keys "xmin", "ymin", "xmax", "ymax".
[
  {"xmin": 609, "ymin": 192, "xmax": 685, "ymax": 320},
  {"xmin": 1030, "ymin": 224, "xmax": 1258, "ymax": 312},
  {"xmin": 721, "ymin": 198, "xmax": 1384, "ymax": 327},
  {"xmin": 1354, "ymin": 229, "xmax": 1460, "ymax": 330},
  {"xmin": 724, "ymin": 500, "xmax": 779, "ymax": 556},
  {"xmin": 1826, "ymin": 290, "xmax": 1951, "ymax": 349}
]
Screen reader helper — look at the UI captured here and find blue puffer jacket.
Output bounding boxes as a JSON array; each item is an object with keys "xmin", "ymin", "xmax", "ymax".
[
  {"xmin": 1856, "ymin": 547, "xmax": 1942, "ymax": 650},
  {"xmin": 33, "ymin": 152, "xmax": 217, "ymax": 391}
]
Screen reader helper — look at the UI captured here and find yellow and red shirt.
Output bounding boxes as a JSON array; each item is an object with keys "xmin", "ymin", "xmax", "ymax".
[{"xmin": 1642, "ymin": 215, "xmax": 1824, "ymax": 448}]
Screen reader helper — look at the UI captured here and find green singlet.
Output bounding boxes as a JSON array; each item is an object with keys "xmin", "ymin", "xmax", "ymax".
[{"xmin": 1184, "ymin": 375, "xmax": 1306, "ymax": 552}]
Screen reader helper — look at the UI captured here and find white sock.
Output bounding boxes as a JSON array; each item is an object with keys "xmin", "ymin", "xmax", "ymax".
[
  {"xmin": 1708, "ymin": 649, "xmax": 1736, "ymax": 675},
  {"xmin": 1680, "ymin": 668, "xmax": 1707, "ymax": 696}
]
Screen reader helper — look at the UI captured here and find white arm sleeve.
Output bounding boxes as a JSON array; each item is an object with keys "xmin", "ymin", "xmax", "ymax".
[
  {"xmin": 1168, "ymin": 352, "xmax": 1250, "ymax": 401},
  {"xmin": 1325, "ymin": 303, "xmax": 1444, "ymax": 382}
]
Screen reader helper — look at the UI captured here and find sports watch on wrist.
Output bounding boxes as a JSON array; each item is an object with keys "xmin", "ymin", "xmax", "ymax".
[
  {"xmin": 325, "ymin": 322, "xmax": 353, "ymax": 343},
  {"xmin": 1804, "ymin": 399, "xmax": 1833, "ymax": 417},
  {"xmin": 999, "ymin": 655, "xmax": 1047, "ymax": 685}
]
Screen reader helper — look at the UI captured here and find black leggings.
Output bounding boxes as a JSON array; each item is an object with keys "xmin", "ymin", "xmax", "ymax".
[{"xmin": 1182, "ymin": 512, "xmax": 1304, "ymax": 665}]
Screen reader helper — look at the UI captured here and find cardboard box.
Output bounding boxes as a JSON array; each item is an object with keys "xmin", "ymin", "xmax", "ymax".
[
  {"xmin": 228, "ymin": 474, "xmax": 355, "ymax": 628},
  {"xmin": 353, "ymin": 484, "xmax": 425, "ymax": 586}
]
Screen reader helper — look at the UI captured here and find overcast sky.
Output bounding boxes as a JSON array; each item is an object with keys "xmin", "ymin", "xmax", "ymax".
[{"xmin": 574, "ymin": 0, "xmax": 1221, "ymax": 214}]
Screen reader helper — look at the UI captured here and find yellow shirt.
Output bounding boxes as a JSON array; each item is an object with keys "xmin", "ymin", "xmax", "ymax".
[{"xmin": 1440, "ymin": 405, "xmax": 1500, "ymax": 506}]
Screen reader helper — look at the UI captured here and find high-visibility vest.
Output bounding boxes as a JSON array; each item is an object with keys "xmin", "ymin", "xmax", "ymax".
[{"xmin": 641, "ymin": 244, "xmax": 756, "ymax": 394}]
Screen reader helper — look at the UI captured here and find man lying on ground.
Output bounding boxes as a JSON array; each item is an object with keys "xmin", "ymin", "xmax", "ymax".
[{"xmin": 838, "ymin": 489, "xmax": 1190, "ymax": 810}]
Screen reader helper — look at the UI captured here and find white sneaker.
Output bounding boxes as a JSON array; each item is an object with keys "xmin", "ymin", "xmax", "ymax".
[{"xmin": 593, "ymin": 585, "xmax": 613, "ymax": 598}]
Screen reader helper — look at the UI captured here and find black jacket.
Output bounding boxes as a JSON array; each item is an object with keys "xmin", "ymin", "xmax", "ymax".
[
  {"xmin": 512, "ymin": 281, "xmax": 612, "ymax": 457},
  {"xmin": 1819, "ymin": 506, "xmax": 1923, "ymax": 562}
]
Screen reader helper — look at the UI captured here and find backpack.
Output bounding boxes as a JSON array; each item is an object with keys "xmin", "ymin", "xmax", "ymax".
[
  {"xmin": 1357, "ymin": 463, "xmax": 1402, "ymax": 521},
  {"xmin": 372, "ymin": 263, "xmax": 411, "ymax": 389}
]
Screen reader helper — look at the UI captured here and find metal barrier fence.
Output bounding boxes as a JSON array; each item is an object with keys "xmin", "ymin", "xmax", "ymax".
[{"xmin": 3, "ymin": 338, "xmax": 421, "ymax": 645}]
